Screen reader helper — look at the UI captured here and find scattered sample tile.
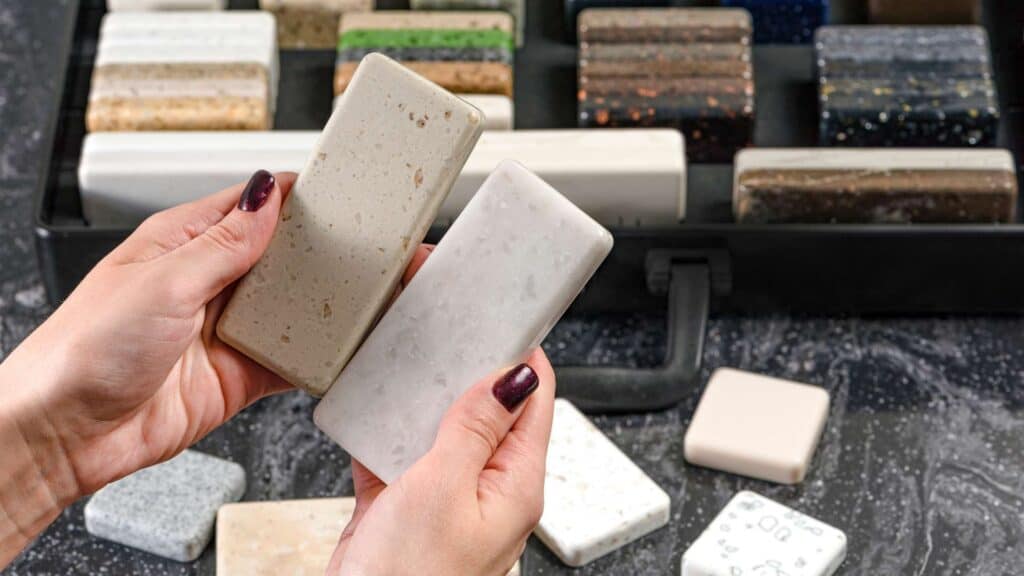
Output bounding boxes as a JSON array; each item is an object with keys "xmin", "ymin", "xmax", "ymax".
[
  {"xmin": 733, "ymin": 148, "xmax": 1018, "ymax": 223},
  {"xmin": 335, "ymin": 92, "xmax": 513, "ymax": 130},
  {"xmin": 869, "ymin": 0, "xmax": 980, "ymax": 24},
  {"xmin": 537, "ymin": 399, "xmax": 671, "ymax": 567},
  {"xmin": 87, "ymin": 12, "xmax": 278, "ymax": 132},
  {"xmin": 684, "ymin": 368, "xmax": 830, "ymax": 484},
  {"xmin": 79, "ymin": 128, "xmax": 684, "ymax": 228},
  {"xmin": 217, "ymin": 497, "xmax": 522, "ymax": 575},
  {"xmin": 217, "ymin": 54, "xmax": 483, "ymax": 396},
  {"xmin": 314, "ymin": 161, "xmax": 613, "ymax": 483},
  {"xmin": 681, "ymin": 491, "xmax": 847, "ymax": 576},
  {"xmin": 107, "ymin": 0, "xmax": 226, "ymax": 9},
  {"xmin": 578, "ymin": 8, "xmax": 754, "ymax": 162},
  {"xmin": 84, "ymin": 450, "xmax": 246, "ymax": 562},
  {"xmin": 410, "ymin": 0, "xmax": 526, "ymax": 46},
  {"xmin": 335, "ymin": 11, "xmax": 515, "ymax": 97},
  {"xmin": 816, "ymin": 26, "xmax": 998, "ymax": 148},
  {"xmin": 720, "ymin": 0, "xmax": 828, "ymax": 44},
  {"xmin": 260, "ymin": 0, "xmax": 373, "ymax": 49}
]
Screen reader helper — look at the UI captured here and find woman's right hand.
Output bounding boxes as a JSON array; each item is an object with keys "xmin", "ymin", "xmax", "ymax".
[{"xmin": 327, "ymin": 349, "xmax": 555, "ymax": 576}]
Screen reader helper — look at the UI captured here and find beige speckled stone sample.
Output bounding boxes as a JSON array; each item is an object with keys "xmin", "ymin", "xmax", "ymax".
[
  {"xmin": 340, "ymin": 10, "xmax": 514, "ymax": 34},
  {"xmin": 260, "ymin": 0, "xmax": 373, "ymax": 49},
  {"xmin": 684, "ymin": 368, "xmax": 831, "ymax": 484},
  {"xmin": 217, "ymin": 54, "xmax": 483, "ymax": 397}
]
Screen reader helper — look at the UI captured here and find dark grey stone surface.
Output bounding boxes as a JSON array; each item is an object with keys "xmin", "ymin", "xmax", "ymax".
[{"xmin": 2, "ymin": 1, "xmax": 1024, "ymax": 575}]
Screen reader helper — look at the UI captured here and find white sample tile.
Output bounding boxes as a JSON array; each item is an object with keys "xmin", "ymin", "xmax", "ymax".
[
  {"xmin": 336, "ymin": 93, "xmax": 513, "ymax": 131},
  {"xmin": 314, "ymin": 161, "xmax": 614, "ymax": 483},
  {"xmin": 217, "ymin": 53, "xmax": 483, "ymax": 396},
  {"xmin": 79, "ymin": 128, "xmax": 685, "ymax": 228},
  {"xmin": 217, "ymin": 497, "xmax": 521, "ymax": 575},
  {"xmin": 681, "ymin": 491, "xmax": 847, "ymax": 576},
  {"xmin": 84, "ymin": 450, "xmax": 245, "ymax": 562},
  {"xmin": 537, "ymin": 399, "xmax": 671, "ymax": 567},
  {"xmin": 107, "ymin": 0, "xmax": 226, "ymax": 10},
  {"xmin": 684, "ymin": 368, "xmax": 830, "ymax": 484}
]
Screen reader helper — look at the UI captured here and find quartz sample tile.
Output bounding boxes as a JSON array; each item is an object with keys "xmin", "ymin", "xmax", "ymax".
[
  {"xmin": 720, "ymin": 0, "xmax": 829, "ymax": 44},
  {"xmin": 260, "ymin": 0, "xmax": 373, "ymax": 49},
  {"xmin": 217, "ymin": 53, "xmax": 483, "ymax": 396},
  {"xmin": 87, "ymin": 11, "xmax": 278, "ymax": 132},
  {"xmin": 869, "ymin": 0, "xmax": 980, "ymax": 24},
  {"xmin": 681, "ymin": 491, "xmax": 847, "ymax": 576},
  {"xmin": 108, "ymin": 0, "xmax": 226, "ymax": 9},
  {"xmin": 410, "ymin": 0, "xmax": 526, "ymax": 46},
  {"xmin": 536, "ymin": 399, "xmax": 671, "ymax": 567},
  {"xmin": 816, "ymin": 26, "xmax": 998, "ymax": 147},
  {"xmin": 217, "ymin": 497, "xmax": 522, "ymax": 575},
  {"xmin": 314, "ymin": 161, "xmax": 613, "ymax": 483},
  {"xmin": 79, "ymin": 128, "xmax": 684, "ymax": 228},
  {"xmin": 336, "ymin": 11, "xmax": 515, "ymax": 96},
  {"xmin": 685, "ymin": 368, "xmax": 830, "ymax": 484},
  {"xmin": 578, "ymin": 8, "xmax": 752, "ymax": 44},
  {"xmin": 84, "ymin": 450, "xmax": 246, "ymax": 562},
  {"xmin": 734, "ymin": 148, "xmax": 1018, "ymax": 224}
]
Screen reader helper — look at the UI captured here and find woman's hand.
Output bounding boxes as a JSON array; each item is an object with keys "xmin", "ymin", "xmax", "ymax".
[{"xmin": 327, "ymin": 347, "xmax": 555, "ymax": 576}]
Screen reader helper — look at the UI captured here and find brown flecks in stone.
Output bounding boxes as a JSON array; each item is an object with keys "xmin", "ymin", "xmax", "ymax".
[
  {"xmin": 445, "ymin": 110, "xmax": 452, "ymax": 120},
  {"xmin": 409, "ymin": 112, "xmax": 415, "ymax": 121},
  {"xmin": 322, "ymin": 302, "xmax": 333, "ymax": 319},
  {"xmin": 280, "ymin": 334, "xmax": 291, "ymax": 343},
  {"xmin": 317, "ymin": 152, "xmax": 327, "ymax": 162},
  {"xmin": 414, "ymin": 168, "xmax": 424, "ymax": 188},
  {"xmin": 401, "ymin": 235, "xmax": 411, "ymax": 250},
  {"xmin": 416, "ymin": 117, "xmax": 427, "ymax": 128}
]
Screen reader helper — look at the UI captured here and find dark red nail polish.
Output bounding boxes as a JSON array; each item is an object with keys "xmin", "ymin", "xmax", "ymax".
[
  {"xmin": 493, "ymin": 364, "xmax": 539, "ymax": 412},
  {"xmin": 238, "ymin": 170, "xmax": 275, "ymax": 212}
]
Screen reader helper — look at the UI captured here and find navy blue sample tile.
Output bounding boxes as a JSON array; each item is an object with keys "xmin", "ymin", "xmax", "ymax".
[
  {"xmin": 816, "ymin": 26, "xmax": 999, "ymax": 147},
  {"xmin": 721, "ymin": 0, "xmax": 829, "ymax": 44}
]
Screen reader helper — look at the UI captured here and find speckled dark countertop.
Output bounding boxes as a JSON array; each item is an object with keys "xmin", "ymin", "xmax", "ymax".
[{"xmin": 3, "ymin": 1, "xmax": 1024, "ymax": 575}]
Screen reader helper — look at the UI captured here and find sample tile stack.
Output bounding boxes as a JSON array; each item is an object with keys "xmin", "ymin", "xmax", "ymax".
[
  {"xmin": 869, "ymin": 0, "xmax": 980, "ymax": 24},
  {"xmin": 260, "ymin": 0, "xmax": 373, "ymax": 49},
  {"xmin": 816, "ymin": 26, "xmax": 998, "ymax": 148},
  {"xmin": 733, "ymin": 148, "xmax": 1018, "ymax": 224},
  {"xmin": 410, "ymin": 0, "xmax": 526, "ymax": 46},
  {"xmin": 335, "ymin": 12, "xmax": 515, "ymax": 98},
  {"xmin": 565, "ymin": 0, "xmax": 672, "ymax": 39},
  {"xmin": 578, "ymin": 8, "xmax": 754, "ymax": 162},
  {"xmin": 720, "ymin": 0, "xmax": 829, "ymax": 44},
  {"xmin": 107, "ymin": 0, "xmax": 225, "ymax": 9},
  {"xmin": 87, "ymin": 12, "xmax": 278, "ymax": 132}
]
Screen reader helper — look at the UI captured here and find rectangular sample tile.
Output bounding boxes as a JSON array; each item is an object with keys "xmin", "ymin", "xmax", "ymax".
[
  {"xmin": 217, "ymin": 54, "xmax": 483, "ymax": 396},
  {"xmin": 685, "ymin": 368, "xmax": 830, "ymax": 484},
  {"xmin": 217, "ymin": 498, "xmax": 521, "ymax": 575},
  {"xmin": 336, "ymin": 11, "xmax": 515, "ymax": 97},
  {"xmin": 314, "ymin": 161, "xmax": 614, "ymax": 484},
  {"xmin": 79, "ymin": 128, "xmax": 685, "ymax": 228},
  {"xmin": 260, "ymin": 0, "xmax": 373, "ymax": 49},
  {"xmin": 720, "ymin": 0, "xmax": 829, "ymax": 44},
  {"xmin": 337, "ymin": 92, "xmax": 513, "ymax": 130},
  {"xmin": 681, "ymin": 491, "xmax": 847, "ymax": 576},
  {"xmin": 85, "ymin": 450, "xmax": 245, "ymax": 562},
  {"xmin": 537, "ymin": 399, "xmax": 671, "ymax": 567},
  {"xmin": 88, "ymin": 12, "xmax": 277, "ymax": 132},
  {"xmin": 108, "ymin": 0, "xmax": 226, "ymax": 9},
  {"xmin": 869, "ymin": 0, "xmax": 980, "ymax": 24},
  {"xmin": 816, "ymin": 26, "xmax": 998, "ymax": 147},
  {"xmin": 734, "ymin": 148, "xmax": 1018, "ymax": 223},
  {"xmin": 411, "ymin": 0, "xmax": 526, "ymax": 46}
]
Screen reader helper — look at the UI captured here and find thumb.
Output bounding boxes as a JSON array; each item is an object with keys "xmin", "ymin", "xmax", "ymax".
[{"xmin": 430, "ymin": 363, "xmax": 540, "ymax": 484}]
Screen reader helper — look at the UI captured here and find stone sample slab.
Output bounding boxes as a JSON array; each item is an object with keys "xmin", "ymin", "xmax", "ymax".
[
  {"xmin": 314, "ymin": 161, "xmax": 613, "ymax": 483},
  {"xmin": 260, "ymin": 0, "xmax": 373, "ymax": 49},
  {"xmin": 684, "ymin": 368, "xmax": 830, "ymax": 484},
  {"xmin": 410, "ymin": 0, "xmax": 526, "ymax": 46},
  {"xmin": 869, "ymin": 0, "xmax": 980, "ymax": 24},
  {"xmin": 720, "ymin": 0, "xmax": 829, "ymax": 44},
  {"xmin": 536, "ymin": 399, "xmax": 671, "ymax": 567},
  {"xmin": 108, "ymin": 0, "xmax": 226, "ymax": 10},
  {"xmin": 681, "ymin": 491, "xmax": 847, "ymax": 576},
  {"xmin": 217, "ymin": 53, "xmax": 483, "ymax": 396},
  {"xmin": 84, "ymin": 450, "xmax": 246, "ymax": 562}
]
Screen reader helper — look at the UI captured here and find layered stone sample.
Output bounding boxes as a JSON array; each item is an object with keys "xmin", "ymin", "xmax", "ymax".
[
  {"xmin": 869, "ymin": 0, "xmax": 981, "ymax": 24},
  {"xmin": 260, "ymin": 0, "xmax": 373, "ymax": 49},
  {"xmin": 410, "ymin": 0, "xmax": 525, "ymax": 46}
]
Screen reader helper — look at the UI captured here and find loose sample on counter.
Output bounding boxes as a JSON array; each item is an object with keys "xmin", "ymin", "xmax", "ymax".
[
  {"xmin": 733, "ymin": 148, "xmax": 1018, "ymax": 223},
  {"xmin": 578, "ymin": 8, "xmax": 754, "ymax": 162},
  {"xmin": 78, "ymin": 128, "xmax": 685, "ymax": 228},
  {"xmin": 335, "ymin": 11, "xmax": 515, "ymax": 97},
  {"xmin": 335, "ymin": 92, "xmax": 513, "ymax": 130},
  {"xmin": 816, "ymin": 26, "xmax": 998, "ymax": 148},
  {"xmin": 537, "ymin": 399, "xmax": 671, "ymax": 567},
  {"xmin": 681, "ymin": 491, "xmax": 847, "ymax": 576},
  {"xmin": 87, "ymin": 11, "xmax": 278, "ymax": 132},
  {"xmin": 107, "ymin": 0, "xmax": 226, "ymax": 9},
  {"xmin": 720, "ymin": 0, "xmax": 828, "ymax": 44},
  {"xmin": 217, "ymin": 54, "xmax": 483, "ymax": 396},
  {"xmin": 261, "ymin": 0, "xmax": 373, "ymax": 49},
  {"xmin": 684, "ymin": 368, "xmax": 830, "ymax": 484},
  {"xmin": 410, "ymin": 0, "xmax": 525, "ymax": 46},
  {"xmin": 84, "ymin": 450, "xmax": 246, "ymax": 562},
  {"xmin": 314, "ymin": 161, "xmax": 613, "ymax": 484},
  {"xmin": 869, "ymin": 0, "xmax": 980, "ymax": 24}
]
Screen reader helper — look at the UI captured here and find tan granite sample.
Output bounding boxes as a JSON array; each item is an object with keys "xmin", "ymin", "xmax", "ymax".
[
  {"xmin": 261, "ymin": 0, "xmax": 373, "ymax": 49},
  {"xmin": 340, "ymin": 10, "xmax": 514, "ymax": 34},
  {"xmin": 335, "ymin": 61, "xmax": 513, "ymax": 96},
  {"xmin": 578, "ymin": 7, "xmax": 752, "ymax": 44}
]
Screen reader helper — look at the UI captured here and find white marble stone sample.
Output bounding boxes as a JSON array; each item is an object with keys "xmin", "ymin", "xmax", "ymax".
[
  {"xmin": 684, "ymin": 368, "xmax": 831, "ymax": 484},
  {"xmin": 108, "ymin": 0, "xmax": 226, "ymax": 10},
  {"xmin": 79, "ymin": 128, "xmax": 684, "ymax": 228},
  {"xmin": 536, "ymin": 399, "xmax": 671, "ymax": 567},
  {"xmin": 217, "ymin": 53, "xmax": 483, "ymax": 396},
  {"xmin": 314, "ymin": 161, "xmax": 613, "ymax": 483},
  {"xmin": 681, "ymin": 491, "xmax": 847, "ymax": 576},
  {"xmin": 84, "ymin": 450, "xmax": 246, "ymax": 562}
]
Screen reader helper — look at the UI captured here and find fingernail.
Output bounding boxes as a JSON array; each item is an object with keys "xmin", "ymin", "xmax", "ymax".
[
  {"xmin": 238, "ymin": 170, "xmax": 275, "ymax": 212},
  {"xmin": 493, "ymin": 364, "xmax": 539, "ymax": 412}
]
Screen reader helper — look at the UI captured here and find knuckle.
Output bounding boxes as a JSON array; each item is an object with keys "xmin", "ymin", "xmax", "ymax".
[
  {"xmin": 203, "ymin": 218, "xmax": 250, "ymax": 257},
  {"xmin": 455, "ymin": 408, "xmax": 504, "ymax": 456}
]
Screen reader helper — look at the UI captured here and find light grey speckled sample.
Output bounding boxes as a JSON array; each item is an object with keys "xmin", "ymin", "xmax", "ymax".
[{"xmin": 83, "ymin": 450, "xmax": 246, "ymax": 562}]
